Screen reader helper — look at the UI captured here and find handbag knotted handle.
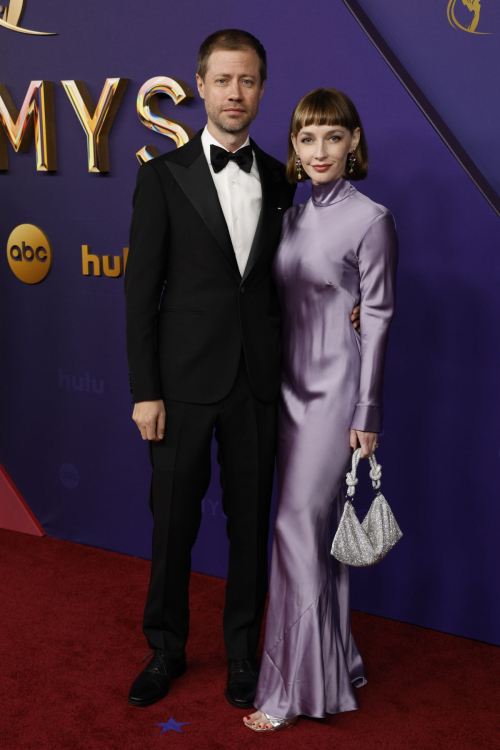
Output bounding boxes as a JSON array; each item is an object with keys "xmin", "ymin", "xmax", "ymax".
[{"xmin": 345, "ymin": 447, "xmax": 382, "ymax": 499}]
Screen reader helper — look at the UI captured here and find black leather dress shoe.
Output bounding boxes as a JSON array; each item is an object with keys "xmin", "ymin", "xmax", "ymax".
[
  {"xmin": 127, "ymin": 650, "xmax": 186, "ymax": 707},
  {"xmin": 225, "ymin": 658, "xmax": 259, "ymax": 709}
]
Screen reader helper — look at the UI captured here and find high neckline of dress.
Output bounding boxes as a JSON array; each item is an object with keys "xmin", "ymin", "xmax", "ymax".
[{"xmin": 311, "ymin": 176, "xmax": 352, "ymax": 207}]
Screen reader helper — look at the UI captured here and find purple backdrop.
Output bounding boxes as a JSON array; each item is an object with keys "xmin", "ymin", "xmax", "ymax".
[
  {"xmin": 1, "ymin": 1, "xmax": 499, "ymax": 646},
  {"xmin": 355, "ymin": 0, "xmax": 500, "ymax": 196}
]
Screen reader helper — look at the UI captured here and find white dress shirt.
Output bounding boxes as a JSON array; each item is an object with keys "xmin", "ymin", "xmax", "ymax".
[{"xmin": 201, "ymin": 125, "xmax": 262, "ymax": 276}]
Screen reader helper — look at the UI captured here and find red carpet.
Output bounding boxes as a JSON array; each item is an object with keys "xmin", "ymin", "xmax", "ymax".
[{"xmin": 0, "ymin": 529, "xmax": 498, "ymax": 750}]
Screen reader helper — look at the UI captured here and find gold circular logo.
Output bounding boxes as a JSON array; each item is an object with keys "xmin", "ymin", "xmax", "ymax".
[{"xmin": 7, "ymin": 224, "xmax": 52, "ymax": 284}]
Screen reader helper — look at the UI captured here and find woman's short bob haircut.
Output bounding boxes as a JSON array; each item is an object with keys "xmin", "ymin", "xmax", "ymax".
[{"xmin": 286, "ymin": 88, "xmax": 368, "ymax": 183}]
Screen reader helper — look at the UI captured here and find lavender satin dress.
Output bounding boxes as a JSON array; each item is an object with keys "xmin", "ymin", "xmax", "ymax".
[{"xmin": 254, "ymin": 176, "xmax": 398, "ymax": 719}]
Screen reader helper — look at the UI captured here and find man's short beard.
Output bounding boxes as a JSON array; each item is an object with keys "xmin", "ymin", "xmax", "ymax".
[{"xmin": 210, "ymin": 110, "xmax": 256, "ymax": 135}]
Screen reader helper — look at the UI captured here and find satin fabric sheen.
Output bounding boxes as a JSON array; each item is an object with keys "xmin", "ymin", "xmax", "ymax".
[{"xmin": 254, "ymin": 176, "xmax": 398, "ymax": 719}]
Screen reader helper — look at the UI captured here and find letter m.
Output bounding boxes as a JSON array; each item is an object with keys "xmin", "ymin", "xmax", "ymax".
[{"xmin": 0, "ymin": 81, "xmax": 57, "ymax": 170}]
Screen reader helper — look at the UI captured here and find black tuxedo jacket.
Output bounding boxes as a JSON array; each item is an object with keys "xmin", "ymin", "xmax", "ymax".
[{"xmin": 124, "ymin": 129, "xmax": 296, "ymax": 404}]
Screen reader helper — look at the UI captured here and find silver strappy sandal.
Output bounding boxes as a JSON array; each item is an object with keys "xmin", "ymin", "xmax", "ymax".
[{"xmin": 244, "ymin": 713, "xmax": 298, "ymax": 732}]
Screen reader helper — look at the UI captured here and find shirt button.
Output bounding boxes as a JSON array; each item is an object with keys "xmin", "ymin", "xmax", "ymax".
[{"xmin": 231, "ymin": 180, "xmax": 236, "ymax": 185}]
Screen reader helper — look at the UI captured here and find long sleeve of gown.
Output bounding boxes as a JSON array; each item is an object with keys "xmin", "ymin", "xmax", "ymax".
[{"xmin": 350, "ymin": 210, "xmax": 399, "ymax": 433}]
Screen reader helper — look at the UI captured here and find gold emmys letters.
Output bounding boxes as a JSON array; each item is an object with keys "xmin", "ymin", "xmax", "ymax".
[
  {"xmin": 136, "ymin": 76, "xmax": 195, "ymax": 163},
  {"xmin": 0, "ymin": 80, "xmax": 57, "ymax": 170},
  {"xmin": 61, "ymin": 78, "xmax": 130, "ymax": 172},
  {"xmin": 0, "ymin": 77, "xmax": 194, "ymax": 171}
]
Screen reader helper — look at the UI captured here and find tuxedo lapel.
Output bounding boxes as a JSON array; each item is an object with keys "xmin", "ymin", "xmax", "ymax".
[
  {"xmin": 163, "ymin": 132, "xmax": 239, "ymax": 275},
  {"xmin": 241, "ymin": 142, "xmax": 282, "ymax": 283}
]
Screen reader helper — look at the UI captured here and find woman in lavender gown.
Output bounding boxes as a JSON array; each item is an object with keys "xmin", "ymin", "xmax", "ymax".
[{"xmin": 243, "ymin": 88, "xmax": 398, "ymax": 732}]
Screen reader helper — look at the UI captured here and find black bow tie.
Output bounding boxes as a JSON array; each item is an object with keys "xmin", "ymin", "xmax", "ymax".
[{"xmin": 210, "ymin": 144, "xmax": 253, "ymax": 174}]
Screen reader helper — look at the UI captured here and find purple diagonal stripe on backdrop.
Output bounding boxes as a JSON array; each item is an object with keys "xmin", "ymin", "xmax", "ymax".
[{"xmin": 348, "ymin": 0, "xmax": 500, "ymax": 208}]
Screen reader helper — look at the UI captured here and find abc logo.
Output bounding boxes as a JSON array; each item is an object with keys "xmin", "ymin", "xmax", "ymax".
[{"xmin": 7, "ymin": 224, "xmax": 52, "ymax": 284}]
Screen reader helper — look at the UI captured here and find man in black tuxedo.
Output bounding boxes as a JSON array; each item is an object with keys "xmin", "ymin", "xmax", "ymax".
[{"xmin": 125, "ymin": 29, "xmax": 359, "ymax": 710}]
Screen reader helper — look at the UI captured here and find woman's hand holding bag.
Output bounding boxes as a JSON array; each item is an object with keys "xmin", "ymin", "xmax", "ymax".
[{"xmin": 331, "ymin": 448, "xmax": 403, "ymax": 567}]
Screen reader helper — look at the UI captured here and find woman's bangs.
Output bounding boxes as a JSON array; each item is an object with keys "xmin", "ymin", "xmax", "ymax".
[{"xmin": 296, "ymin": 99, "xmax": 348, "ymax": 133}]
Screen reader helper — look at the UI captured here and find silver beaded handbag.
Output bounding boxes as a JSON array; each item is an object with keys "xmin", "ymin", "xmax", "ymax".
[{"xmin": 331, "ymin": 448, "xmax": 403, "ymax": 567}]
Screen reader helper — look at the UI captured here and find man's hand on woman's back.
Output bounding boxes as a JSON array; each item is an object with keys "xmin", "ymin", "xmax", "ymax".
[{"xmin": 351, "ymin": 305, "xmax": 360, "ymax": 332}]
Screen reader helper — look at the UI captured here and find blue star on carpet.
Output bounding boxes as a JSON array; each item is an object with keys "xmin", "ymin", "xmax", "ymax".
[{"xmin": 155, "ymin": 717, "xmax": 189, "ymax": 733}]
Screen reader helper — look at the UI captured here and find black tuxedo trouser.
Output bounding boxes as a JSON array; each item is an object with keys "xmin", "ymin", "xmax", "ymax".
[{"xmin": 142, "ymin": 353, "xmax": 276, "ymax": 660}]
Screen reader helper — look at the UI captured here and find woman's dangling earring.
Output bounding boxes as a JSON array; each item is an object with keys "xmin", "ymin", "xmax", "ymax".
[
  {"xmin": 347, "ymin": 149, "xmax": 356, "ymax": 175},
  {"xmin": 296, "ymin": 153, "xmax": 302, "ymax": 180}
]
